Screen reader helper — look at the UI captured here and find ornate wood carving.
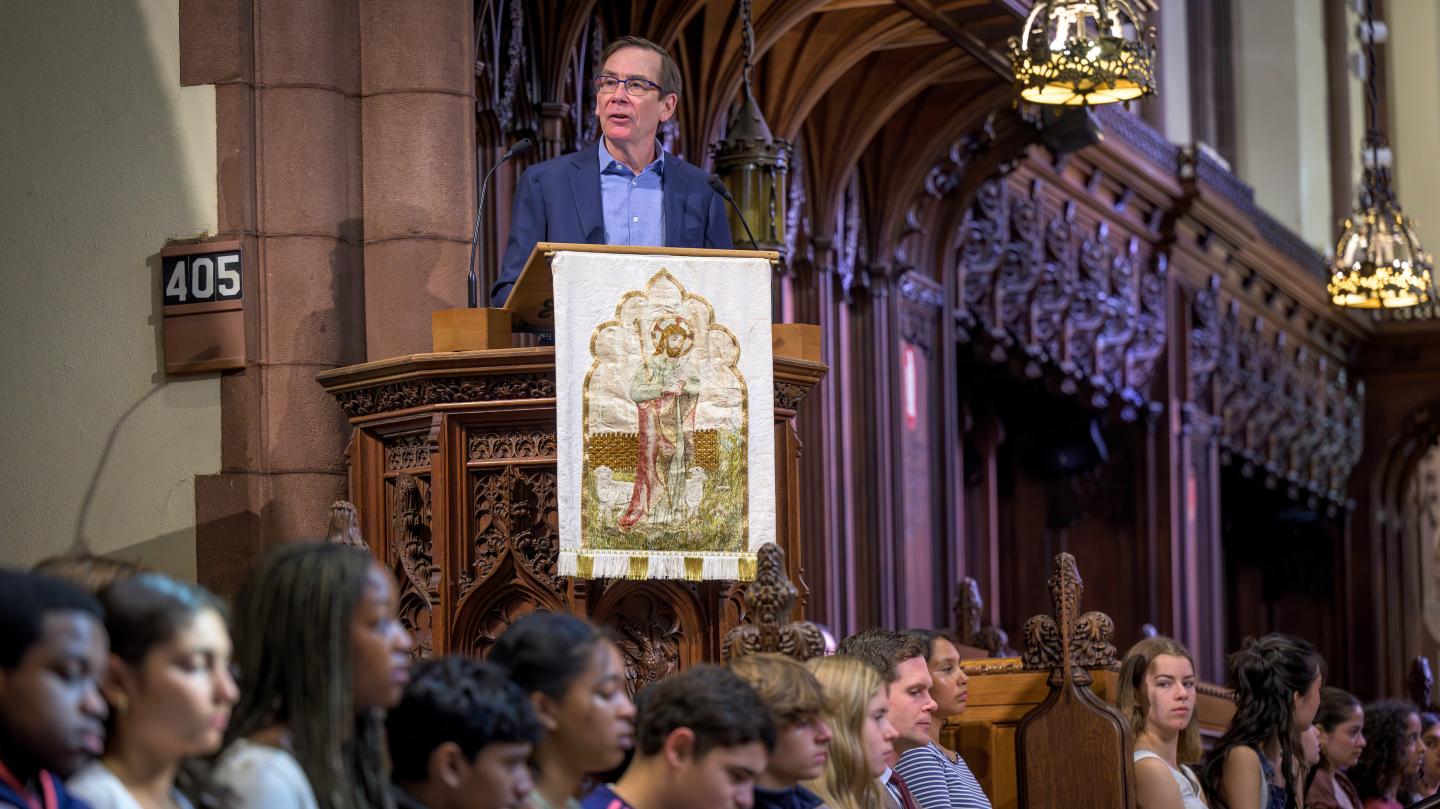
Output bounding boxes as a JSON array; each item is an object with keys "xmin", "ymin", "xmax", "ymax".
[
  {"xmin": 722, "ymin": 543, "xmax": 824, "ymax": 661},
  {"xmin": 1409, "ymin": 656, "xmax": 1436, "ymax": 712},
  {"xmin": 468, "ymin": 429, "xmax": 556, "ymax": 461},
  {"xmin": 467, "ymin": 463, "xmax": 561, "ymax": 596},
  {"xmin": 1015, "ymin": 553, "xmax": 1135, "ymax": 807},
  {"xmin": 956, "ymin": 176, "xmax": 1167, "ymax": 418},
  {"xmin": 326, "ymin": 500, "xmax": 366, "ymax": 548},
  {"xmin": 386, "ymin": 435, "xmax": 433, "ymax": 470},
  {"xmin": 334, "ymin": 374, "xmax": 556, "ymax": 418},
  {"xmin": 595, "ymin": 584, "xmax": 696, "ymax": 696},
  {"xmin": 1021, "ymin": 553, "xmax": 1118, "ymax": 682},
  {"xmin": 390, "ymin": 473, "xmax": 437, "ymax": 657},
  {"xmin": 954, "ymin": 576, "xmax": 1017, "ymax": 658},
  {"xmin": 1215, "ymin": 306, "xmax": 1364, "ymax": 506},
  {"xmin": 898, "ymin": 272, "xmax": 944, "ymax": 358}
]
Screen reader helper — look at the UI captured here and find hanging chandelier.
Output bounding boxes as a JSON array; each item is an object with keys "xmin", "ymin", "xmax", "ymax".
[
  {"xmin": 1328, "ymin": 0, "xmax": 1433, "ymax": 309},
  {"xmin": 712, "ymin": 0, "xmax": 789, "ymax": 254},
  {"xmin": 1008, "ymin": 0, "xmax": 1156, "ymax": 107}
]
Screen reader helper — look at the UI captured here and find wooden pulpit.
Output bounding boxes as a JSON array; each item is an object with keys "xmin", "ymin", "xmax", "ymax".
[{"xmin": 317, "ymin": 244, "xmax": 825, "ymax": 691}]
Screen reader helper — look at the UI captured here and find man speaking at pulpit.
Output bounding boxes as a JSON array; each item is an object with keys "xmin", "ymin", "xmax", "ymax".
[{"xmin": 490, "ymin": 35, "xmax": 733, "ymax": 307}]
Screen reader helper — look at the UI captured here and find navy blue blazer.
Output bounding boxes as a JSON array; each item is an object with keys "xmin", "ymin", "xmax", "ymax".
[{"xmin": 490, "ymin": 145, "xmax": 733, "ymax": 306}]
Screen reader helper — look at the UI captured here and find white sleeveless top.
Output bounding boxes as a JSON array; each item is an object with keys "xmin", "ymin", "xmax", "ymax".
[{"xmin": 1134, "ymin": 749, "xmax": 1207, "ymax": 809}]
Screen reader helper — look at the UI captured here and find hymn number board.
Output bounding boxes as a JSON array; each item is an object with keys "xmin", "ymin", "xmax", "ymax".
[
  {"xmin": 163, "ymin": 248, "xmax": 242, "ymax": 305},
  {"xmin": 159, "ymin": 241, "xmax": 246, "ymax": 375}
]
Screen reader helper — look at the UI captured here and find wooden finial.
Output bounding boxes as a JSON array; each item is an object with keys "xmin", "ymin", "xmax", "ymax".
[
  {"xmin": 722, "ymin": 543, "xmax": 824, "ymax": 661},
  {"xmin": 326, "ymin": 500, "xmax": 366, "ymax": 548},
  {"xmin": 954, "ymin": 575, "xmax": 1017, "ymax": 657},
  {"xmin": 1021, "ymin": 552, "xmax": 1117, "ymax": 683},
  {"xmin": 1410, "ymin": 656, "xmax": 1436, "ymax": 711}
]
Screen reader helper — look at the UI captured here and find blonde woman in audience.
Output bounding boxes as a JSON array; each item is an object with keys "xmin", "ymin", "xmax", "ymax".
[
  {"xmin": 806, "ymin": 655, "xmax": 899, "ymax": 809},
  {"xmin": 1305, "ymin": 688, "xmax": 1365, "ymax": 809},
  {"xmin": 68, "ymin": 574, "xmax": 239, "ymax": 809},
  {"xmin": 213, "ymin": 542, "xmax": 414, "ymax": 809},
  {"xmin": 895, "ymin": 630, "xmax": 990, "ymax": 809},
  {"xmin": 1118, "ymin": 636, "xmax": 1209, "ymax": 809}
]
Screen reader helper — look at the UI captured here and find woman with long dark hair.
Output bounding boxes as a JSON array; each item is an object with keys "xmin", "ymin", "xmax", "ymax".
[
  {"xmin": 68, "ymin": 574, "xmax": 239, "ymax": 809},
  {"xmin": 1304, "ymin": 688, "xmax": 1365, "ymax": 809},
  {"xmin": 488, "ymin": 612, "xmax": 635, "ymax": 809},
  {"xmin": 1117, "ymin": 636, "xmax": 1208, "ymax": 809},
  {"xmin": 1348, "ymin": 700, "xmax": 1422, "ymax": 809},
  {"xmin": 212, "ymin": 542, "xmax": 414, "ymax": 809},
  {"xmin": 1198, "ymin": 634, "xmax": 1323, "ymax": 809}
]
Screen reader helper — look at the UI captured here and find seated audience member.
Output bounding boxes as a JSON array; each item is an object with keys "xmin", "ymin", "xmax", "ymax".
[
  {"xmin": 1117, "ymin": 636, "xmax": 1208, "ymax": 809},
  {"xmin": 213, "ymin": 542, "xmax": 414, "ymax": 809},
  {"xmin": 578, "ymin": 664, "xmax": 774, "ymax": 809},
  {"xmin": 1306, "ymin": 688, "xmax": 1365, "ymax": 809},
  {"xmin": 68, "ymin": 574, "xmax": 239, "ymax": 809},
  {"xmin": 814, "ymin": 625, "xmax": 839, "ymax": 658},
  {"xmin": 0, "ymin": 569, "xmax": 109, "ymax": 809},
  {"xmin": 805, "ymin": 655, "xmax": 899, "ymax": 809},
  {"xmin": 33, "ymin": 554, "xmax": 144, "ymax": 598},
  {"xmin": 1199, "ymin": 634, "xmax": 1322, "ymax": 809},
  {"xmin": 1300, "ymin": 725, "xmax": 1322, "ymax": 801},
  {"xmin": 728, "ymin": 654, "xmax": 832, "ymax": 809},
  {"xmin": 836, "ymin": 630, "xmax": 938, "ymax": 809},
  {"xmin": 895, "ymin": 631, "xmax": 990, "ymax": 809},
  {"xmin": 1349, "ymin": 700, "xmax": 1423, "ymax": 809},
  {"xmin": 1408, "ymin": 712, "xmax": 1440, "ymax": 800},
  {"xmin": 385, "ymin": 657, "xmax": 540, "ymax": 809},
  {"xmin": 488, "ymin": 613, "xmax": 635, "ymax": 809}
]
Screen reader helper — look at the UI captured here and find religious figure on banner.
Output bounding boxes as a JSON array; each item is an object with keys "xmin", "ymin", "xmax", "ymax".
[
  {"xmin": 582, "ymin": 269, "xmax": 748, "ymax": 554},
  {"xmin": 620, "ymin": 316, "xmax": 700, "ymax": 528}
]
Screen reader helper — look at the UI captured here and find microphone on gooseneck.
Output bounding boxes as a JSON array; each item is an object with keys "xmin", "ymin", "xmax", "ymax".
[
  {"xmin": 708, "ymin": 174, "xmax": 760, "ymax": 251},
  {"xmin": 467, "ymin": 137, "xmax": 534, "ymax": 308}
]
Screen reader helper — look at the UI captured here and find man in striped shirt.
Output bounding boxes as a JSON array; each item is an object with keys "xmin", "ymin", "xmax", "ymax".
[{"xmin": 836, "ymin": 631, "xmax": 937, "ymax": 809}]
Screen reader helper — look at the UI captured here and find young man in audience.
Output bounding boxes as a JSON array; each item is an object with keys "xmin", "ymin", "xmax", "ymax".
[
  {"xmin": 837, "ymin": 629, "xmax": 939, "ymax": 809},
  {"xmin": 728, "ymin": 654, "xmax": 832, "ymax": 809},
  {"xmin": 581, "ymin": 664, "xmax": 775, "ymax": 809},
  {"xmin": 0, "ymin": 569, "xmax": 110, "ymax": 809},
  {"xmin": 386, "ymin": 656, "xmax": 541, "ymax": 809}
]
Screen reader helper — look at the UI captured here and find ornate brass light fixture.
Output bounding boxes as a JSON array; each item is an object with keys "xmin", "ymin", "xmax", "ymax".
[
  {"xmin": 1009, "ymin": 0, "xmax": 1156, "ymax": 107},
  {"xmin": 1328, "ymin": 0, "xmax": 1433, "ymax": 309},
  {"xmin": 712, "ymin": 0, "xmax": 788, "ymax": 254}
]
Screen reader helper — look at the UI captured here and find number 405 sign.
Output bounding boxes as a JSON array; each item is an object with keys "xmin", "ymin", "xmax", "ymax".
[
  {"xmin": 163, "ymin": 248, "xmax": 241, "ymax": 304},
  {"xmin": 159, "ymin": 241, "xmax": 246, "ymax": 374}
]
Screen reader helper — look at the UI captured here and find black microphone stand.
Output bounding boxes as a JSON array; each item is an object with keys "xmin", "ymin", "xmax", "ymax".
[
  {"xmin": 708, "ymin": 174, "xmax": 761, "ymax": 251},
  {"xmin": 468, "ymin": 138, "xmax": 534, "ymax": 307}
]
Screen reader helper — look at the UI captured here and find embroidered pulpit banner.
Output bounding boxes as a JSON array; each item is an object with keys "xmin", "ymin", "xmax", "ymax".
[{"xmin": 554, "ymin": 251, "xmax": 775, "ymax": 581}]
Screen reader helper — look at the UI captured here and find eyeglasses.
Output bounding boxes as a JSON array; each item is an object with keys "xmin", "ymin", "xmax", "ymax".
[{"xmin": 594, "ymin": 74, "xmax": 665, "ymax": 98}]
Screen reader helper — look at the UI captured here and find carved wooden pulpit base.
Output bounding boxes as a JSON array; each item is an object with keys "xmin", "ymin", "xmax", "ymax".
[{"xmin": 318, "ymin": 346, "xmax": 825, "ymax": 689}]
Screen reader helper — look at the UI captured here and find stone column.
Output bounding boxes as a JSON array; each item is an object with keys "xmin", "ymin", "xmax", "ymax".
[
  {"xmin": 183, "ymin": 0, "xmax": 365, "ymax": 593},
  {"xmin": 360, "ymin": 0, "xmax": 475, "ymax": 357}
]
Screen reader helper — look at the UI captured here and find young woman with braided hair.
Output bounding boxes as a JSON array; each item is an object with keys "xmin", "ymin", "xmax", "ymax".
[
  {"xmin": 211, "ymin": 542, "xmax": 414, "ymax": 809},
  {"xmin": 1348, "ymin": 699, "xmax": 1423, "ymax": 809},
  {"xmin": 1198, "ymin": 634, "xmax": 1323, "ymax": 809}
]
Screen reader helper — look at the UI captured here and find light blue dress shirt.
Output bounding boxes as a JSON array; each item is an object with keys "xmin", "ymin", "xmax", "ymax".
[{"xmin": 598, "ymin": 138, "xmax": 665, "ymax": 246}]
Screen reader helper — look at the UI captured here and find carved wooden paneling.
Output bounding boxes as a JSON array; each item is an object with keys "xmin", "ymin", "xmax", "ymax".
[
  {"xmin": 388, "ymin": 472, "xmax": 437, "ymax": 658},
  {"xmin": 956, "ymin": 176, "xmax": 1168, "ymax": 420}
]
